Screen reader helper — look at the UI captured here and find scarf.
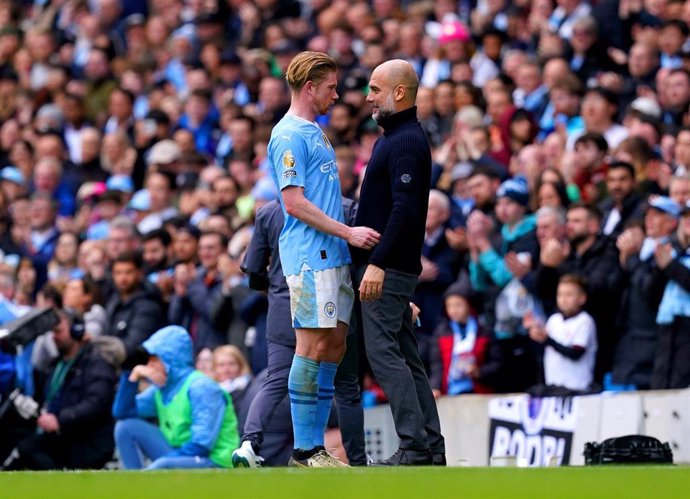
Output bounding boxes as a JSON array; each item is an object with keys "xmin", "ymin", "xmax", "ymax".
[{"xmin": 447, "ymin": 316, "xmax": 478, "ymax": 395}]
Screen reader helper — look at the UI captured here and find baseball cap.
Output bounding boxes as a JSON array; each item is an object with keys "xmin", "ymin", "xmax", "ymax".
[
  {"xmin": 0, "ymin": 166, "xmax": 26, "ymax": 187},
  {"xmin": 77, "ymin": 182, "xmax": 107, "ymax": 203},
  {"xmin": 497, "ymin": 176, "xmax": 530, "ymax": 207},
  {"xmin": 439, "ymin": 20, "xmax": 470, "ymax": 45},
  {"xmin": 146, "ymin": 140, "xmax": 181, "ymax": 166},
  {"xmin": 106, "ymin": 175, "xmax": 134, "ymax": 194},
  {"xmin": 450, "ymin": 162, "xmax": 473, "ymax": 183},
  {"xmin": 128, "ymin": 189, "xmax": 151, "ymax": 211},
  {"xmin": 648, "ymin": 196, "xmax": 681, "ymax": 219},
  {"xmin": 630, "ymin": 97, "xmax": 662, "ymax": 119}
]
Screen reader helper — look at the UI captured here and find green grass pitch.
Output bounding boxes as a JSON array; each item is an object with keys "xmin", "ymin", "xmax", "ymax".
[{"xmin": 3, "ymin": 466, "xmax": 689, "ymax": 499}]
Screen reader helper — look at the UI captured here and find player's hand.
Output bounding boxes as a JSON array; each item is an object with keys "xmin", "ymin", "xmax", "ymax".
[
  {"xmin": 522, "ymin": 311, "xmax": 537, "ymax": 331},
  {"xmin": 37, "ymin": 412, "xmax": 60, "ymax": 433},
  {"xmin": 419, "ymin": 257, "xmax": 439, "ymax": 281},
  {"xmin": 654, "ymin": 242, "xmax": 674, "ymax": 269},
  {"xmin": 359, "ymin": 264, "xmax": 385, "ymax": 301},
  {"xmin": 616, "ymin": 227, "xmax": 644, "ymax": 264},
  {"xmin": 218, "ymin": 253, "xmax": 242, "ymax": 279},
  {"xmin": 528, "ymin": 325, "xmax": 548, "ymax": 344},
  {"xmin": 347, "ymin": 226, "xmax": 380, "ymax": 249},
  {"xmin": 432, "ymin": 389, "xmax": 442, "ymax": 400},
  {"xmin": 173, "ymin": 263, "xmax": 196, "ymax": 296},
  {"xmin": 467, "ymin": 210, "xmax": 492, "ymax": 236},
  {"xmin": 505, "ymin": 252, "xmax": 532, "ymax": 278},
  {"xmin": 540, "ymin": 239, "xmax": 569, "ymax": 267},
  {"xmin": 410, "ymin": 302, "xmax": 421, "ymax": 324},
  {"xmin": 445, "ymin": 227, "xmax": 468, "ymax": 252},
  {"xmin": 129, "ymin": 365, "xmax": 157, "ymax": 383}
]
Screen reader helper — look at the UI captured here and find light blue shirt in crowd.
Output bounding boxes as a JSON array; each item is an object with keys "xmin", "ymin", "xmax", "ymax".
[{"xmin": 657, "ymin": 251, "xmax": 690, "ymax": 324}]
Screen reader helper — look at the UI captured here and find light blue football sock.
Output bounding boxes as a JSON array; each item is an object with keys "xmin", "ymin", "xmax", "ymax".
[
  {"xmin": 288, "ymin": 355, "xmax": 319, "ymax": 451},
  {"xmin": 313, "ymin": 361, "xmax": 338, "ymax": 448}
]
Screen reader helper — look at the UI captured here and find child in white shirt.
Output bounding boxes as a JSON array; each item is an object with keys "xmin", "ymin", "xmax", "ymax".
[{"xmin": 527, "ymin": 274, "xmax": 597, "ymax": 391}]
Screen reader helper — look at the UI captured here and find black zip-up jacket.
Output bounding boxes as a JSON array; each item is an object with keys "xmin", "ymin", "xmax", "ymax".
[
  {"xmin": 535, "ymin": 235, "xmax": 625, "ymax": 379},
  {"xmin": 598, "ymin": 191, "xmax": 644, "ymax": 239},
  {"xmin": 34, "ymin": 343, "xmax": 118, "ymax": 469},
  {"xmin": 351, "ymin": 106, "xmax": 431, "ymax": 275}
]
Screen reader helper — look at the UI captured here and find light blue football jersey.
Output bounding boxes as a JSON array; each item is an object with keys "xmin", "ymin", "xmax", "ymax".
[{"xmin": 268, "ymin": 113, "xmax": 350, "ymax": 276}]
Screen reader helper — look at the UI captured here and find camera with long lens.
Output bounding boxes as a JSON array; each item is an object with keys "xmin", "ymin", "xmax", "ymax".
[{"xmin": 0, "ymin": 308, "xmax": 59, "ymax": 353}]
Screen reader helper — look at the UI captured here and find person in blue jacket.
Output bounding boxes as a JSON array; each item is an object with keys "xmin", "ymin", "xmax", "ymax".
[{"xmin": 112, "ymin": 325, "xmax": 239, "ymax": 469}]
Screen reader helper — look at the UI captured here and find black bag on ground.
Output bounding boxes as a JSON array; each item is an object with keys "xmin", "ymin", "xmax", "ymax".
[{"xmin": 584, "ymin": 435, "xmax": 673, "ymax": 465}]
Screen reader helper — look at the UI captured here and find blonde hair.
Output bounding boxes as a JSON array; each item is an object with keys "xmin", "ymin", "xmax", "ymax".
[
  {"xmin": 285, "ymin": 51, "xmax": 337, "ymax": 92},
  {"xmin": 212, "ymin": 345, "xmax": 252, "ymax": 377}
]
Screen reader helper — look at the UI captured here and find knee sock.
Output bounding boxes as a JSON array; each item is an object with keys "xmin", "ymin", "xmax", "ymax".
[
  {"xmin": 313, "ymin": 361, "xmax": 338, "ymax": 448},
  {"xmin": 288, "ymin": 355, "xmax": 319, "ymax": 451}
]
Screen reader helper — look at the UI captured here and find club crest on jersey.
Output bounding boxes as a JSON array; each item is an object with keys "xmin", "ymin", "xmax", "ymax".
[
  {"xmin": 321, "ymin": 133, "xmax": 332, "ymax": 150},
  {"xmin": 324, "ymin": 302, "xmax": 336, "ymax": 318},
  {"xmin": 283, "ymin": 150, "xmax": 296, "ymax": 169}
]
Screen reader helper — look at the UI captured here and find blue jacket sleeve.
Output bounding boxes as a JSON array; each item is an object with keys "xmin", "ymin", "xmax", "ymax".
[
  {"xmin": 478, "ymin": 248, "xmax": 514, "ymax": 289},
  {"xmin": 469, "ymin": 260, "xmax": 488, "ymax": 292},
  {"xmin": 112, "ymin": 371, "xmax": 158, "ymax": 420},
  {"xmin": 112, "ymin": 371, "xmax": 139, "ymax": 419},
  {"xmin": 172, "ymin": 376, "xmax": 227, "ymax": 456}
]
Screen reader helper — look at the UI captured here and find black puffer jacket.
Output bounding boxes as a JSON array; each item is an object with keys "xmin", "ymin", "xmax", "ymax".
[
  {"xmin": 105, "ymin": 281, "xmax": 164, "ymax": 362},
  {"xmin": 612, "ymin": 251, "xmax": 668, "ymax": 388},
  {"xmin": 35, "ymin": 342, "xmax": 118, "ymax": 469}
]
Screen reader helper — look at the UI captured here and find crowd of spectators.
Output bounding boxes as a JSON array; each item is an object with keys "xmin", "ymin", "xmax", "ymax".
[{"xmin": 0, "ymin": 0, "xmax": 689, "ymax": 469}]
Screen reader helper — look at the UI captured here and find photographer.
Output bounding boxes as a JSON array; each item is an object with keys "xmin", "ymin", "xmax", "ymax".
[{"xmin": 4, "ymin": 310, "xmax": 118, "ymax": 470}]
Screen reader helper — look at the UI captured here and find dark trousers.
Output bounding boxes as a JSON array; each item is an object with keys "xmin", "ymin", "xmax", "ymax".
[
  {"xmin": 242, "ymin": 334, "xmax": 367, "ymax": 465},
  {"xmin": 10, "ymin": 433, "xmax": 65, "ymax": 470},
  {"xmin": 243, "ymin": 341, "xmax": 293, "ymax": 453},
  {"xmin": 335, "ymin": 314, "xmax": 367, "ymax": 466},
  {"xmin": 651, "ymin": 316, "xmax": 690, "ymax": 389},
  {"xmin": 356, "ymin": 265, "xmax": 445, "ymax": 453}
]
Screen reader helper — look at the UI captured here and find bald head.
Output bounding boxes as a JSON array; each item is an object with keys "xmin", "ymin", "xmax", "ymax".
[
  {"xmin": 375, "ymin": 59, "xmax": 419, "ymax": 103},
  {"xmin": 368, "ymin": 59, "xmax": 419, "ymax": 121}
]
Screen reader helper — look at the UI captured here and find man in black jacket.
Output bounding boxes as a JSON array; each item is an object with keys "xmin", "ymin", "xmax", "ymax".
[
  {"xmin": 536, "ymin": 203, "xmax": 625, "ymax": 381},
  {"xmin": 6, "ymin": 310, "xmax": 118, "ymax": 470},
  {"xmin": 612, "ymin": 196, "xmax": 679, "ymax": 389},
  {"xmin": 599, "ymin": 161, "xmax": 644, "ymax": 239},
  {"xmin": 105, "ymin": 251, "xmax": 164, "ymax": 365},
  {"xmin": 352, "ymin": 59, "xmax": 445, "ymax": 466}
]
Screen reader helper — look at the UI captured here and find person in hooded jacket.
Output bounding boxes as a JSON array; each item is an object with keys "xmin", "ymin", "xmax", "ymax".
[{"xmin": 112, "ymin": 325, "xmax": 239, "ymax": 469}]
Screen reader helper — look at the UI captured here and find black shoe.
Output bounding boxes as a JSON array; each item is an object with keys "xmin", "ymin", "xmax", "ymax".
[
  {"xmin": 372, "ymin": 448, "xmax": 433, "ymax": 466},
  {"xmin": 432, "ymin": 453, "xmax": 446, "ymax": 466}
]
